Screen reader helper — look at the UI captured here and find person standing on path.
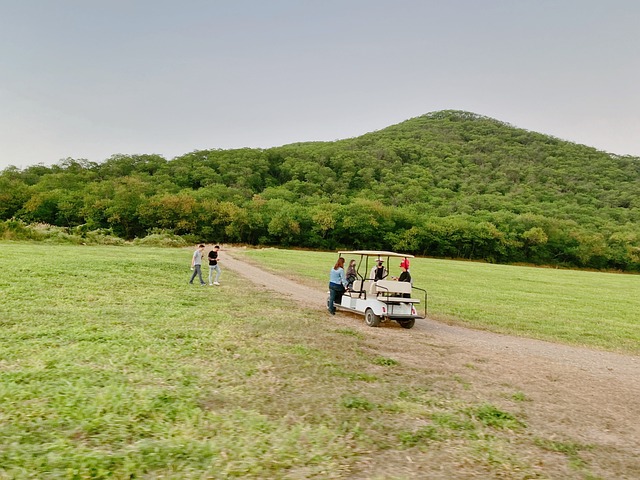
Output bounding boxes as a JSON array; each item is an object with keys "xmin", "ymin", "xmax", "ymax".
[
  {"xmin": 189, "ymin": 244, "xmax": 206, "ymax": 286},
  {"xmin": 328, "ymin": 257, "xmax": 348, "ymax": 315},
  {"xmin": 208, "ymin": 245, "xmax": 222, "ymax": 285}
]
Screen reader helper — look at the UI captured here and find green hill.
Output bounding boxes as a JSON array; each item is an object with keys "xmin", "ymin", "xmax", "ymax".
[
  {"xmin": 2, "ymin": 110, "xmax": 640, "ymax": 270},
  {"xmin": 272, "ymin": 110, "xmax": 639, "ymax": 217}
]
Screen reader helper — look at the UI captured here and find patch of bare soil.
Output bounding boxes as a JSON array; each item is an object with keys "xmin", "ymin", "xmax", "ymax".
[{"xmin": 223, "ymin": 249, "xmax": 640, "ymax": 479}]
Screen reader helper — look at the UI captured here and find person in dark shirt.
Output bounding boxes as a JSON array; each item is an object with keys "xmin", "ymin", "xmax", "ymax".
[
  {"xmin": 398, "ymin": 265, "xmax": 411, "ymax": 284},
  {"xmin": 397, "ymin": 263, "xmax": 411, "ymax": 298},
  {"xmin": 208, "ymin": 245, "xmax": 222, "ymax": 285},
  {"xmin": 369, "ymin": 260, "xmax": 387, "ymax": 281}
]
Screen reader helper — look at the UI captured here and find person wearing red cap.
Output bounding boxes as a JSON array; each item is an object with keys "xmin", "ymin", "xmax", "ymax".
[
  {"xmin": 397, "ymin": 263, "xmax": 411, "ymax": 284},
  {"xmin": 400, "ymin": 258, "xmax": 410, "ymax": 270},
  {"xmin": 394, "ymin": 261, "xmax": 412, "ymax": 298}
]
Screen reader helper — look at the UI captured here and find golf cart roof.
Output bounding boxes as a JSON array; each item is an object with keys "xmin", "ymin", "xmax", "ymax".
[{"xmin": 338, "ymin": 250, "xmax": 414, "ymax": 258}]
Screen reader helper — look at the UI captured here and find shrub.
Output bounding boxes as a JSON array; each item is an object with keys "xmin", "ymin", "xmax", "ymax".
[
  {"xmin": 133, "ymin": 232, "xmax": 188, "ymax": 247},
  {"xmin": 0, "ymin": 219, "xmax": 44, "ymax": 241}
]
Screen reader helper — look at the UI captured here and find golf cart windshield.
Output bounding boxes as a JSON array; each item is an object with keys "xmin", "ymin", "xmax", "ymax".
[{"xmin": 338, "ymin": 250, "xmax": 414, "ymax": 259}]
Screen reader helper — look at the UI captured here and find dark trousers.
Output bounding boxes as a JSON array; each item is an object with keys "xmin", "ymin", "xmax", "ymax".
[{"xmin": 328, "ymin": 282, "xmax": 345, "ymax": 314}]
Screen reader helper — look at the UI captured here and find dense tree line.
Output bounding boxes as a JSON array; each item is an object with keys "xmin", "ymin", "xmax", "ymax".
[{"xmin": 2, "ymin": 110, "xmax": 640, "ymax": 271}]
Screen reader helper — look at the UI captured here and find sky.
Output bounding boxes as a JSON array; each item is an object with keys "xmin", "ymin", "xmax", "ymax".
[{"xmin": 1, "ymin": 0, "xmax": 639, "ymax": 170}]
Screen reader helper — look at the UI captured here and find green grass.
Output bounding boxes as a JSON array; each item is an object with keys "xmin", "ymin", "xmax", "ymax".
[
  {"xmin": 0, "ymin": 242, "xmax": 628, "ymax": 478},
  {"xmin": 235, "ymin": 247, "xmax": 640, "ymax": 355}
]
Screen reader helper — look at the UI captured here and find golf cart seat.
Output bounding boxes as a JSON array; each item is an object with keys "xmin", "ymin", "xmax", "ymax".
[
  {"xmin": 374, "ymin": 280, "xmax": 420, "ymax": 304},
  {"xmin": 347, "ymin": 279, "xmax": 374, "ymax": 298}
]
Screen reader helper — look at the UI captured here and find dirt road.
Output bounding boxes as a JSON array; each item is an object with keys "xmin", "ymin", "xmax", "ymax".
[{"xmin": 223, "ymin": 249, "xmax": 640, "ymax": 477}]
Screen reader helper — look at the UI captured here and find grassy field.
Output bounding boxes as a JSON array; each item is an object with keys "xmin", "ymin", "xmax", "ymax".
[
  {"xmin": 234, "ymin": 247, "xmax": 640, "ymax": 355},
  {"xmin": 0, "ymin": 242, "xmax": 635, "ymax": 478}
]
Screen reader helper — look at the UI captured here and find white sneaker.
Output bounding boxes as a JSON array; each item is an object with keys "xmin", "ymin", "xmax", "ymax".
[
  {"xmin": 213, "ymin": 282, "xmax": 220, "ymax": 285},
  {"xmin": 209, "ymin": 283, "xmax": 213, "ymax": 286}
]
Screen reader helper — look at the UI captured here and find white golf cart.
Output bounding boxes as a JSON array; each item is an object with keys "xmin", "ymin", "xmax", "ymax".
[{"xmin": 331, "ymin": 250, "xmax": 427, "ymax": 329}]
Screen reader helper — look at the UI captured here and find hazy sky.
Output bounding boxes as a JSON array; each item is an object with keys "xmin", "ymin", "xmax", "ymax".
[{"xmin": 1, "ymin": 0, "xmax": 639, "ymax": 170}]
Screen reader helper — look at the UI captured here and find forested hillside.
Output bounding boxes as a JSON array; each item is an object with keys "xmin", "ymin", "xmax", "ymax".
[{"xmin": 2, "ymin": 110, "xmax": 640, "ymax": 271}]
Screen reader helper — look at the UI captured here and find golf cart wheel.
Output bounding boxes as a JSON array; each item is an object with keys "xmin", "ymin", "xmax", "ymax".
[
  {"xmin": 364, "ymin": 308, "xmax": 381, "ymax": 327},
  {"xmin": 398, "ymin": 318, "xmax": 415, "ymax": 329}
]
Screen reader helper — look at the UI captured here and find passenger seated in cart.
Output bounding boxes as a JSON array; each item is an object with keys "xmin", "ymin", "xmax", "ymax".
[
  {"xmin": 392, "ymin": 263, "xmax": 412, "ymax": 298},
  {"xmin": 345, "ymin": 259, "xmax": 357, "ymax": 291},
  {"xmin": 370, "ymin": 260, "xmax": 387, "ymax": 281}
]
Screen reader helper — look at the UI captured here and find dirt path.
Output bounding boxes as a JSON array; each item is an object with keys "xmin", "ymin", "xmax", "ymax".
[{"xmin": 222, "ymin": 249, "xmax": 640, "ymax": 477}]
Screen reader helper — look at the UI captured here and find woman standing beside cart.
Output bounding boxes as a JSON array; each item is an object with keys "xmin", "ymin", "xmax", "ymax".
[{"xmin": 328, "ymin": 257, "xmax": 348, "ymax": 315}]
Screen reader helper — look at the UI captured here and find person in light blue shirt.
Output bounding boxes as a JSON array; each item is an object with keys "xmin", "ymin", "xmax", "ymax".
[{"xmin": 328, "ymin": 257, "xmax": 348, "ymax": 315}]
